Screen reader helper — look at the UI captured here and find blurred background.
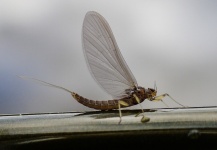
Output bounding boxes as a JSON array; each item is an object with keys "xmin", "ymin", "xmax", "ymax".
[{"xmin": 1, "ymin": 0, "xmax": 217, "ymax": 114}]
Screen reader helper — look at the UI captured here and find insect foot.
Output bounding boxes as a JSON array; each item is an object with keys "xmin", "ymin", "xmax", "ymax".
[{"xmin": 141, "ymin": 116, "xmax": 150, "ymax": 123}]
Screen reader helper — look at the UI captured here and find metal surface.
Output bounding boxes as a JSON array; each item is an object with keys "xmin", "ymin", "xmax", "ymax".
[{"xmin": 1, "ymin": 107, "xmax": 217, "ymax": 149}]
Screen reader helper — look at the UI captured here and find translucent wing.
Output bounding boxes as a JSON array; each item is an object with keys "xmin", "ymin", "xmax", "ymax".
[{"xmin": 82, "ymin": 11, "xmax": 138, "ymax": 98}]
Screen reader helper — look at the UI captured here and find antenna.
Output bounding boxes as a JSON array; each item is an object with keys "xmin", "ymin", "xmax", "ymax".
[{"xmin": 154, "ymin": 81, "xmax": 157, "ymax": 91}]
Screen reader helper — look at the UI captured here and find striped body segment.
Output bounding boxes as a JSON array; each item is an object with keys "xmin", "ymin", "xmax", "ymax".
[{"xmin": 71, "ymin": 87, "xmax": 149, "ymax": 110}]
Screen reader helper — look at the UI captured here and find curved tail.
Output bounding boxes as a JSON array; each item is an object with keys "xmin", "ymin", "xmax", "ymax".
[{"xmin": 18, "ymin": 76, "xmax": 73, "ymax": 94}]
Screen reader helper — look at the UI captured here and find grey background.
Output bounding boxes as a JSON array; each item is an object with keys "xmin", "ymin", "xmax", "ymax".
[{"xmin": 1, "ymin": 0, "xmax": 217, "ymax": 114}]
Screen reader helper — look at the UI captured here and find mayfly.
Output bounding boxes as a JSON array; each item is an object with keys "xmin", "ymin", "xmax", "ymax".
[{"xmin": 20, "ymin": 11, "xmax": 185, "ymax": 124}]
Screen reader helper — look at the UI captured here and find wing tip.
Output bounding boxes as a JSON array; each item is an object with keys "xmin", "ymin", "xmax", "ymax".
[{"xmin": 85, "ymin": 11, "xmax": 103, "ymax": 19}]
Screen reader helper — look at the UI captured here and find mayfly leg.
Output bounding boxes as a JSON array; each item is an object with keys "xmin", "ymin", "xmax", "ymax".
[
  {"xmin": 133, "ymin": 94, "xmax": 150, "ymax": 123},
  {"xmin": 152, "ymin": 93, "xmax": 187, "ymax": 108},
  {"xmin": 118, "ymin": 100, "xmax": 129, "ymax": 124}
]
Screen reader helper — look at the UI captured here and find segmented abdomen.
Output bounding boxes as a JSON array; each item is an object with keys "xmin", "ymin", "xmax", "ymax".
[{"xmin": 71, "ymin": 92, "xmax": 137, "ymax": 110}]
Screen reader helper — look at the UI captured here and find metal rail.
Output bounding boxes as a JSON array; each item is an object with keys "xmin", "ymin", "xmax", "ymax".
[{"xmin": 1, "ymin": 106, "xmax": 217, "ymax": 149}]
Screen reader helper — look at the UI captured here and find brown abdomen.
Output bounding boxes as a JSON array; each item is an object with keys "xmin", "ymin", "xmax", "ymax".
[
  {"xmin": 71, "ymin": 92, "xmax": 146, "ymax": 110},
  {"xmin": 71, "ymin": 92, "xmax": 119, "ymax": 110}
]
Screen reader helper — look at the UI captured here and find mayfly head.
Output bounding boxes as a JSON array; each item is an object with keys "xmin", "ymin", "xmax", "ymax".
[{"xmin": 148, "ymin": 88, "xmax": 157, "ymax": 97}]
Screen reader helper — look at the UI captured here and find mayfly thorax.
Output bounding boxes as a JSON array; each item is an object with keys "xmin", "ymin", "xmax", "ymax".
[{"xmin": 20, "ymin": 11, "xmax": 185, "ymax": 124}]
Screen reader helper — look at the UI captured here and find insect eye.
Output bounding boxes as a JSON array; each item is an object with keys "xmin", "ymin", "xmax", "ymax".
[{"xmin": 148, "ymin": 88, "xmax": 155, "ymax": 92}]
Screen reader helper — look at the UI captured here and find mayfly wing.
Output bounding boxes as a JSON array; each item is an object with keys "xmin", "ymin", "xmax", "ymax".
[{"xmin": 82, "ymin": 11, "xmax": 138, "ymax": 99}]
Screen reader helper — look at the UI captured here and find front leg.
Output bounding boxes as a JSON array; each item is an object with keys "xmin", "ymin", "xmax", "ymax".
[{"xmin": 151, "ymin": 93, "xmax": 186, "ymax": 107}]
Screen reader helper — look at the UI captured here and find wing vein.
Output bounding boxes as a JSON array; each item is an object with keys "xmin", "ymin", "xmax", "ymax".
[{"xmin": 82, "ymin": 11, "xmax": 138, "ymax": 98}]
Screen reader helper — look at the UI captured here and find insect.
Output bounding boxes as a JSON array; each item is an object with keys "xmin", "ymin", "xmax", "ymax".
[{"xmin": 20, "ymin": 11, "xmax": 185, "ymax": 124}]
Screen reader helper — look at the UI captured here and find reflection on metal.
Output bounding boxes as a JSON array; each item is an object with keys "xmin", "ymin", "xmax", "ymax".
[{"xmin": 1, "ymin": 107, "xmax": 217, "ymax": 149}]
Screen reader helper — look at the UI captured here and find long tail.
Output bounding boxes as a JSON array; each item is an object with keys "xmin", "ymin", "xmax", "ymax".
[
  {"xmin": 18, "ymin": 75, "xmax": 120, "ymax": 111},
  {"xmin": 18, "ymin": 76, "xmax": 73, "ymax": 94}
]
